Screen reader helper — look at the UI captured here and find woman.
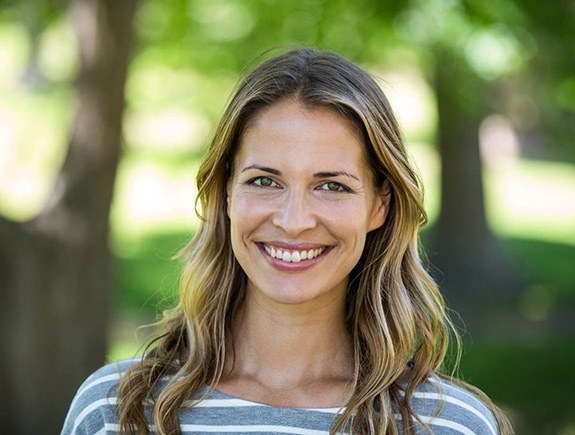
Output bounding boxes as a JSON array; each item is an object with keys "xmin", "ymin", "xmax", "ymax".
[{"xmin": 62, "ymin": 48, "xmax": 513, "ymax": 434}]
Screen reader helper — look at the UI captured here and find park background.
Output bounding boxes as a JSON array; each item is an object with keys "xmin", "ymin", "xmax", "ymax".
[{"xmin": 0, "ymin": 0, "xmax": 574, "ymax": 433}]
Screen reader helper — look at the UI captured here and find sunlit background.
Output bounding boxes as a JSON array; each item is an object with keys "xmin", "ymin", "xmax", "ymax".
[{"xmin": 1, "ymin": 1, "xmax": 574, "ymax": 433}]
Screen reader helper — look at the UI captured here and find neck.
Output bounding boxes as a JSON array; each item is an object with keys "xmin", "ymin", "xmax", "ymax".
[{"xmin": 218, "ymin": 291, "xmax": 354, "ymax": 406}]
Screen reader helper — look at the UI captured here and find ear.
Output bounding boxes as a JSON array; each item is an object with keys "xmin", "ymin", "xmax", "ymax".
[
  {"xmin": 367, "ymin": 180, "xmax": 391, "ymax": 232},
  {"xmin": 226, "ymin": 181, "xmax": 232, "ymax": 218}
]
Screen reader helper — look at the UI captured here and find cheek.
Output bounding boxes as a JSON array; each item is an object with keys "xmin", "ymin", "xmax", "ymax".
[
  {"xmin": 324, "ymin": 200, "xmax": 373, "ymax": 228},
  {"xmin": 322, "ymin": 211, "xmax": 369, "ymax": 251},
  {"xmin": 228, "ymin": 193, "xmax": 272, "ymax": 235},
  {"xmin": 230, "ymin": 193, "xmax": 265, "ymax": 217}
]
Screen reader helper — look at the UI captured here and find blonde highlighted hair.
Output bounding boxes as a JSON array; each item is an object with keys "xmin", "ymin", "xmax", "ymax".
[{"xmin": 118, "ymin": 48, "xmax": 512, "ymax": 434}]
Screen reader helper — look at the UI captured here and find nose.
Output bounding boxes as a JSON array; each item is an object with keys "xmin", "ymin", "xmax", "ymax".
[{"xmin": 272, "ymin": 189, "xmax": 317, "ymax": 236}]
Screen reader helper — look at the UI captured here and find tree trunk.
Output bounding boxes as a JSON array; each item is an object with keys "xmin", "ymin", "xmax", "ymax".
[
  {"xmin": 0, "ymin": 0, "xmax": 138, "ymax": 433},
  {"xmin": 432, "ymin": 49, "xmax": 522, "ymax": 328}
]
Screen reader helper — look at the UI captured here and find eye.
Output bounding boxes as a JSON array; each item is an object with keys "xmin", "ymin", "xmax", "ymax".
[
  {"xmin": 250, "ymin": 176, "xmax": 279, "ymax": 188},
  {"xmin": 318, "ymin": 181, "xmax": 349, "ymax": 192}
]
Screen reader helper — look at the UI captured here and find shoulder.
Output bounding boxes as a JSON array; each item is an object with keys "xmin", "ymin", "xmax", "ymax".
[
  {"xmin": 407, "ymin": 375, "xmax": 500, "ymax": 435},
  {"xmin": 61, "ymin": 358, "xmax": 142, "ymax": 435}
]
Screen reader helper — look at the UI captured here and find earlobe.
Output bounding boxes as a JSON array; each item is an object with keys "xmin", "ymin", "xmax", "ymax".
[{"xmin": 226, "ymin": 183, "xmax": 231, "ymax": 218}]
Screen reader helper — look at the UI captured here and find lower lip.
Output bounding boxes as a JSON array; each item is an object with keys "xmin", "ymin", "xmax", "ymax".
[{"xmin": 257, "ymin": 244, "xmax": 329, "ymax": 272}]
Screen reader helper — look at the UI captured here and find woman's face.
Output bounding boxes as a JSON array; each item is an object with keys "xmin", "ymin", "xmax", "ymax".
[{"xmin": 227, "ymin": 98, "xmax": 388, "ymax": 310}]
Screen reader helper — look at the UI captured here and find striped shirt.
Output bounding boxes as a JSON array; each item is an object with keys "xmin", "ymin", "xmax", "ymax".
[{"xmin": 61, "ymin": 359, "xmax": 499, "ymax": 434}]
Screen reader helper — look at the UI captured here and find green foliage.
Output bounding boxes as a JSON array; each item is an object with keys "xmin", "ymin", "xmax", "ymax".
[
  {"xmin": 134, "ymin": 0, "xmax": 403, "ymax": 73},
  {"xmin": 460, "ymin": 340, "xmax": 575, "ymax": 434},
  {"xmin": 114, "ymin": 231, "xmax": 191, "ymax": 316}
]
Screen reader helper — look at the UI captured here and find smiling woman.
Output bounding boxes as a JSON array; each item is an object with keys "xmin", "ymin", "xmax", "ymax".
[
  {"xmin": 226, "ymin": 99, "xmax": 387, "ymax": 308},
  {"xmin": 61, "ymin": 49, "xmax": 513, "ymax": 434}
]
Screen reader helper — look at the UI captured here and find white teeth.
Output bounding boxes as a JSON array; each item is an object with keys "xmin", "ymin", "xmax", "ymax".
[{"xmin": 264, "ymin": 245, "xmax": 325, "ymax": 262}]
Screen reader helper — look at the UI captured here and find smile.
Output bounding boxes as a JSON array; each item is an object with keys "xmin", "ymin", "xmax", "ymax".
[{"xmin": 263, "ymin": 244, "xmax": 326, "ymax": 263}]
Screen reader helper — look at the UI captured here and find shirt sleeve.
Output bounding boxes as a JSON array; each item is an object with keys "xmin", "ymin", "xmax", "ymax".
[
  {"xmin": 61, "ymin": 359, "xmax": 138, "ymax": 435},
  {"xmin": 408, "ymin": 376, "xmax": 501, "ymax": 435}
]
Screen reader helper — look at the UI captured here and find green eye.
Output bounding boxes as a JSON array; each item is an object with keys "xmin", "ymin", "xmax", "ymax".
[
  {"xmin": 325, "ymin": 182, "xmax": 344, "ymax": 192},
  {"xmin": 253, "ymin": 177, "xmax": 275, "ymax": 187}
]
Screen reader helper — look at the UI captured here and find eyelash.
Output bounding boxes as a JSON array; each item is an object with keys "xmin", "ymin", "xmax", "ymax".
[{"xmin": 247, "ymin": 177, "xmax": 351, "ymax": 193}]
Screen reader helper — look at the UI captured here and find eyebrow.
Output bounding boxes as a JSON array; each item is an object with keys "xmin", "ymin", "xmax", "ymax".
[
  {"xmin": 241, "ymin": 165, "xmax": 360, "ymax": 181},
  {"xmin": 314, "ymin": 171, "xmax": 361, "ymax": 182},
  {"xmin": 241, "ymin": 165, "xmax": 281, "ymax": 175}
]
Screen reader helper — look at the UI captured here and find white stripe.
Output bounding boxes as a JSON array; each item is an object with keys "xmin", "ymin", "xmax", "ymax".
[
  {"xmin": 103, "ymin": 423, "xmax": 121, "ymax": 432},
  {"xmin": 75, "ymin": 370, "xmax": 173, "ymax": 406},
  {"xmin": 179, "ymin": 424, "xmax": 330, "ymax": 434},
  {"xmin": 72, "ymin": 398, "xmax": 118, "ymax": 434},
  {"xmin": 68, "ymin": 372, "xmax": 124, "ymax": 419},
  {"xmin": 105, "ymin": 422, "xmax": 333, "ymax": 434},
  {"xmin": 185, "ymin": 398, "xmax": 342, "ymax": 414},
  {"xmin": 412, "ymin": 392, "xmax": 497, "ymax": 435},
  {"xmin": 429, "ymin": 377, "xmax": 490, "ymax": 410},
  {"xmin": 420, "ymin": 416, "xmax": 477, "ymax": 435},
  {"xmin": 75, "ymin": 358, "xmax": 162, "ymax": 398},
  {"xmin": 77, "ymin": 373, "xmax": 122, "ymax": 398},
  {"xmin": 66, "ymin": 375, "xmax": 119, "ymax": 416},
  {"xmin": 395, "ymin": 413, "xmax": 476, "ymax": 435},
  {"xmin": 304, "ymin": 407, "xmax": 343, "ymax": 414},
  {"xmin": 185, "ymin": 398, "xmax": 267, "ymax": 408}
]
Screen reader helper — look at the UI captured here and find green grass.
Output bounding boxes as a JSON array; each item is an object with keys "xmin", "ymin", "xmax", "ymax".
[
  {"xmin": 506, "ymin": 238, "xmax": 575, "ymax": 303},
  {"xmin": 459, "ymin": 340, "xmax": 575, "ymax": 434}
]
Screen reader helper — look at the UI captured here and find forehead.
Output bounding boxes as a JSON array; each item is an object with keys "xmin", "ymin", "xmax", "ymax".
[{"xmin": 235, "ymin": 99, "xmax": 369, "ymax": 169}]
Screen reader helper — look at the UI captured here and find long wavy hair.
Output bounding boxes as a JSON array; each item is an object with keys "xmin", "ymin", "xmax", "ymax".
[{"xmin": 118, "ymin": 48, "xmax": 512, "ymax": 434}]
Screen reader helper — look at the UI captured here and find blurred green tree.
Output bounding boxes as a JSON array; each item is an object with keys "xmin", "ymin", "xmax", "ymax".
[
  {"xmin": 0, "ymin": 0, "xmax": 139, "ymax": 432},
  {"xmin": 393, "ymin": 0, "xmax": 530, "ymax": 319},
  {"xmin": 1, "ymin": 0, "xmax": 573, "ymax": 431},
  {"xmin": 399, "ymin": 0, "xmax": 575, "ymax": 323}
]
